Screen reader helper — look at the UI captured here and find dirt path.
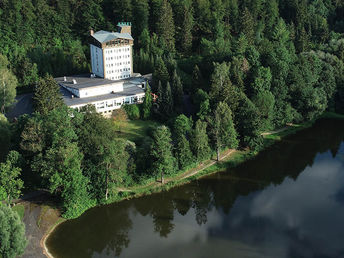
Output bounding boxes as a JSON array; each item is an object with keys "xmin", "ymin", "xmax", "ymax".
[
  {"xmin": 14, "ymin": 192, "xmax": 62, "ymax": 258},
  {"xmin": 116, "ymin": 149, "xmax": 236, "ymax": 193},
  {"xmin": 178, "ymin": 149, "xmax": 235, "ymax": 180},
  {"xmin": 261, "ymin": 124, "xmax": 294, "ymax": 136}
]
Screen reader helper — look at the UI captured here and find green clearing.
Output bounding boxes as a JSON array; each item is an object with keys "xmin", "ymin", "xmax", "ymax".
[
  {"xmin": 12, "ymin": 204, "xmax": 25, "ymax": 220},
  {"xmin": 114, "ymin": 120, "xmax": 161, "ymax": 145}
]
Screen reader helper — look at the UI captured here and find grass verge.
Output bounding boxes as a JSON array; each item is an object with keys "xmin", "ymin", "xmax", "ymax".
[{"xmin": 12, "ymin": 204, "xmax": 25, "ymax": 220}]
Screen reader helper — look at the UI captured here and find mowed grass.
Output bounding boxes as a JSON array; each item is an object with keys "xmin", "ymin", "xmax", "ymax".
[
  {"xmin": 114, "ymin": 120, "xmax": 161, "ymax": 145},
  {"xmin": 12, "ymin": 204, "xmax": 25, "ymax": 220}
]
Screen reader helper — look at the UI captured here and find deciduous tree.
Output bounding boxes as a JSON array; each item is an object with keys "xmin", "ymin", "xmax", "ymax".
[
  {"xmin": 0, "ymin": 151, "xmax": 23, "ymax": 206},
  {"xmin": 0, "ymin": 205, "xmax": 27, "ymax": 258}
]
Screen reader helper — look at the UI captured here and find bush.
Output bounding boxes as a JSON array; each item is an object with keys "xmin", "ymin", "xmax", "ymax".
[
  {"xmin": 123, "ymin": 104, "xmax": 140, "ymax": 120},
  {"xmin": 0, "ymin": 205, "xmax": 27, "ymax": 258}
]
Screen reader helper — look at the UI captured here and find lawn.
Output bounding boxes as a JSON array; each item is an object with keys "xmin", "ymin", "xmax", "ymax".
[
  {"xmin": 12, "ymin": 204, "xmax": 25, "ymax": 220},
  {"xmin": 114, "ymin": 120, "xmax": 161, "ymax": 145}
]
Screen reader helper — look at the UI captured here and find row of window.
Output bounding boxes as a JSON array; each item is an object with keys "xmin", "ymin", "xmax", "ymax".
[
  {"xmin": 106, "ymin": 68, "xmax": 130, "ymax": 74},
  {"xmin": 74, "ymin": 96, "xmax": 144, "ymax": 113},
  {"xmin": 105, "ymin": 55, "xmax": 130, "ymax": 61},
  {"xmin": 105, "ymin": 61, "xmax": 131, "ymax": 67},
  {"xmin": 96, "ymin": 96, "xmax": 144, "ymax": 110},
  {"xmin": 105, "ymin": 40, "xmax": 129, "ymax": 46},
  {"xmin": 105, "ymin": 48, "xmax": 130, "ymax": 54},
  {"xmin": 110, "ymin": 74, "xmax": 130, "ymax": 80}
]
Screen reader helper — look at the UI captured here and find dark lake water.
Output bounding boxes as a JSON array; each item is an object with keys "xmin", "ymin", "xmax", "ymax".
[{"xmin": 46, "ymin": 119, "xmax": 344, "ymax": 258}]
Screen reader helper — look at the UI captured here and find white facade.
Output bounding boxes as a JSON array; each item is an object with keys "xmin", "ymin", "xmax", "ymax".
[
  {"xmin": 70, "ymin": 94, "xmax": 145, "ymax": 116},
  {"xmin": 90, "ymin": 45, "xmax": 104, "ymax": 78},
  {"xmin": 103, "ymin": 46, "xmax": 133, "ymax": 80}
]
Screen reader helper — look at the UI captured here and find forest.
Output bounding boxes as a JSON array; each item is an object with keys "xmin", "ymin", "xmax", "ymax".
[{"xmin": 1, "ymin": 1, "xmax": 344, "ymax": 255}]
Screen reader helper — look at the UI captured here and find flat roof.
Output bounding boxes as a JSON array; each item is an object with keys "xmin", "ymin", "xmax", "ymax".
[
  {"xmin": 55, "ymin": 74, "xmax": 124, "ymax": 90},
  {"xmin": 55, "ymin": 74, "xmax": 148, "ymax": 91},
  {"xmin": 61, "ymin": 83, "xmax": 145, "ymax": 107}
]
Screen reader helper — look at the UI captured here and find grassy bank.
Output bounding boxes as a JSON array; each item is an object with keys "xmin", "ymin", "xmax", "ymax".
[
  {"xmin": 109, "ymin": 112, "xmax": 344, "ymax": 202},
  {"xmin": 42, "ymin": 112, "xmax": 344, "ymax": 257}
]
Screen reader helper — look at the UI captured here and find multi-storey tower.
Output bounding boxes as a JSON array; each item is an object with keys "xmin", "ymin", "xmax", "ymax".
[{"xmin": 90, "ymin": 22, "xmax": 134, "ymax": 80}]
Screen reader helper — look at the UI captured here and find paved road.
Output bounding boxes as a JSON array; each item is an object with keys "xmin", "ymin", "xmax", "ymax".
[{"xmin": 6, "ymin": 93, "xmax": 33, "ymax": 120}]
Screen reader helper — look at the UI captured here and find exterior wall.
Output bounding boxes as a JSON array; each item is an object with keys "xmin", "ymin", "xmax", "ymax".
[
  {"xmin": 90, "ymin": 45, "xmax": 104, "ymax": 77},
  {"xmin": 78, "ymin": 82, "xmax": 124, "ymax": 98},
  {"xmin": 63, "ymin": 85, "xmax": 80, "ymax": 98},
  {"xmin": 70, "ymin": 93, "xmax": 145, "ymax": 116},
  {"xmin": 103, "ymin": 45, "xmax": 132, "ymax": 80}
]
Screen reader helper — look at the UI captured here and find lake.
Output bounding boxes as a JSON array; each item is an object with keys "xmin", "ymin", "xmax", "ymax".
[{"xmin": 46, "ymin": 118, "xmax": 344, "ymax": 258}]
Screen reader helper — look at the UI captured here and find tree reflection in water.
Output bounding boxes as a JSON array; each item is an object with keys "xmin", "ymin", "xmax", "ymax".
[{"xmin": 47, "ymin": 118, "xmax": 344, "ymax": 258}]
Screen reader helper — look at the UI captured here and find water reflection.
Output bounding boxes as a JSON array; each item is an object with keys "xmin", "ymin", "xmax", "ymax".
[{"xmin": 47, "ymin": 119, "xmax": 344, "ymax": 258}]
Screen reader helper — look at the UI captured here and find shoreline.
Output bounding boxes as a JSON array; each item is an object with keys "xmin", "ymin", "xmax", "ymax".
[
  {"xmin": 41, "ymin": 219, "xmax": 65, "ymax": 258},
  {"xmin": 40, "ymin": 112, "xmax": 344, "ymax": 257}
]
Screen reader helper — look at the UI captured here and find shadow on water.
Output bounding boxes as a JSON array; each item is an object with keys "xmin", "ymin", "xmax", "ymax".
[{"xmin": 47, "ymin": 118, "xmax": 344, "ymax": 258}]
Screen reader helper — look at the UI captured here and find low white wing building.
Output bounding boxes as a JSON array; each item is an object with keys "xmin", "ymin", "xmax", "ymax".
[
  {"xmin": 56, "ymin": 22, "xmax": 148, "ymax": 116},
  {"xmin": 57, "ymin": 74, "xmax": 146, "ymax": 116}
]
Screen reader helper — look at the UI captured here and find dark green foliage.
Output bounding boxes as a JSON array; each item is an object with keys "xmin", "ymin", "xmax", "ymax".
[
  {"xmin": 175, "ymin": 134, "xmax": 193, "ymax": 169},
  {"xmin": 210, "ymin": 102, "xmax": 238, "ymax": 160},
  {"xmin": 190, "ymin": 120, "xmax": 211, "ymax": 161},
  {"xmin": 0, "ymin": 205, "xmax": 27, "ymax": 258},
  {"xmin": 124, "ymin": 104, "xmax": 141, "ymax": 120},
  {"xmin": 0, "ymin": 151, "xmax": 23, "ymax": 206},
  {"xmin": 142, "ymin": 84, "xmax": 153, "ymax": 119},
  {"xmin": 161, "ymin": 82, "xmax": 174, "ymax": 117},
  {"xmin": 0, "ymin": 114, "xmax": 11, "ymax": 161},
  {"xmin": 252, "ymin": 90, "xmax": 275, "ymax": 131},
  {"xmin": 192, "ymin": 65, "xmax": 205, "ymax": 93},
  {"xmin": 150, "ymin": 126, "xmax": 175, "ymax": 182},
  {"xmin": 235, "ymin": 95, "xmax": 263, "ymax": 150},
  {"xmin": 171, "ymin": 70, "xmax": 184, "ymax": 112},
  {"xmin": 153, "ymin": 57, "xmax": 169, "ymax": 89},
  {"xmin": 0, "ymin": 55, "xmax": 17, "ymax": 113},
  {"xmin": 33, "ymin": 74, "xmax": 63, "ymax": 114},
  {"xmin": 2, "ymin": 0, "xmax": 344, "ymax": 220},
  {"xmin": 156, "ymin": 0, "xmax": 175, "ymax": 52},
  {"xmin": 173, "ymin": 114, "xmax": 193, "ymax": 139}
]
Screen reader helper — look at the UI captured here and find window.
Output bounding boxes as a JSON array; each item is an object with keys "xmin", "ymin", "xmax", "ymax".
[
  {"xmin": 107, "ymin": 101, "xmax": 114, "ymax": 108},
  {"xmin": 97, "ymin": 102, "xmax": 105, "ymax": 109}
]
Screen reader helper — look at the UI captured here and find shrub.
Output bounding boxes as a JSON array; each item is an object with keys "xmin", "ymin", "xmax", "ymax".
[{"xmin": 123, "ymin": 104, "xmax": 140, "ymax": 120}]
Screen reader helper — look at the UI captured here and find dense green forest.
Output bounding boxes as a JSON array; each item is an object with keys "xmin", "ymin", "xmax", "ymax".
[{"xmin": 1, "ymin": 0, "xmax": 344, "ymax": 231}]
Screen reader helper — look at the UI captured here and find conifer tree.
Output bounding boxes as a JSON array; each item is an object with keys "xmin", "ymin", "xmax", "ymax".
[
  {"xmin": 132, "ymin": 0, "xmax": 149, "ymax": 38},
  {"xmin": 240, "ymin": 8, "xmax": 255, "ymax": 45},
  {"xmin": 179, "ymin": 5, "xmax": 193, "ymax": 55},
  {"xmin": 156, "ymin": 0, "xmax": 175, "ymax": 52},
  {"xmin": 210, "ymin": 102, "xmax": 238, "ymax": 161},
  {"xmin": 142, "ymin": 83, "xmax": 153, "ymax": 119},
  {"xmin": 33, "ymin": 74, "xmax": 63, "ymax": 115},
  {"xmin": 172, "ymin": 70, "xmax": 183, "ymax": 111},
  {"xmin": 175, "ymin": 134, "xmax": 193, "ymax": 169},
  {"xmin": 192, "ymin": 65, "xmax": 205, "ymax": 93},
  {"xmin": 153, "ymin": 57, "xmax": 169, "ymax": 89},
  {"xmin": 150, "ymin": 126, "xmax": 175, "ymax": 183},
  {"xmin": 162, "ymin": 82, "xmax": 174, "ymax": 117},
  {"xmin": 157, "ymin": 81, "xmax": 163, "ymax": 107},
  {"xmin": 190, "ymin": 119, "xmax": 211, "ymax": 161}
]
